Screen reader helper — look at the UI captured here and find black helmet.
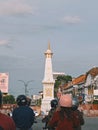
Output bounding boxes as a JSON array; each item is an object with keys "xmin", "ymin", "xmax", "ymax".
[
  {"xmin": 51, "ymin": 99, "xmax": 58, "ymax": 108},
  {"xmin": 0, "ymin": 91, "xmax": 2, "ymax": 106},
  {"xmin": 72, "ymin": 97, "xmax": 79, "ymax": 111},
  {"xmin": 16, "ymin": 95, "xmax": 27, "ymax": 106}
]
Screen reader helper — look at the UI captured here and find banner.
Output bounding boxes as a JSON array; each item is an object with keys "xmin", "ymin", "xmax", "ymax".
[{"xmin": 0, "ymin": 73, "xmax": 9, "ymax": 93}]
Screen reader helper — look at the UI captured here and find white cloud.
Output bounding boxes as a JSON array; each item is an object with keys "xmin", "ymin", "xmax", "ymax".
[
  {"xmin": 62, "ymin": 16, "xmax": 81, "ymax": 24},
  {"xmin": 0, "ymin": 0, "xmax": 34, "ymax": 15}
]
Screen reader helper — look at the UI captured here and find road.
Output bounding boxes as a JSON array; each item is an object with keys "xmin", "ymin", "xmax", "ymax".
[
  {"xmin": 82, "ymin": 117, "xmax": 98, "ymax": 130},
  {"xmin": 32, "ymin": 116, "xmax": 45, "ymax": 130},
  {"xmin": 32, "ymin": 116, "xmax": 98, "ymax": 130}
]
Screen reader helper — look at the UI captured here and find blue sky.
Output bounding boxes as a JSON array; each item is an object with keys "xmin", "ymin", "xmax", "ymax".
[{"xmin": 0, "ymin": 0, "xmax": 98, "ymax": 97}]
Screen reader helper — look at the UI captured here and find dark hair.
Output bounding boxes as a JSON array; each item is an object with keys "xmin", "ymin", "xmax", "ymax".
[{"xmin": 59, "ymin": 107, "xmax": 73, "ymax": 121}]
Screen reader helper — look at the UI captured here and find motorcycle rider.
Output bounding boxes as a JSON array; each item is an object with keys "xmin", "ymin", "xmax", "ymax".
[
  {"xmin": 47, "ymin": 94, "xmax": 81, "ymax": 130},
  {"xmin": 42, "ymin": 99, "xmax": 58, "ymax": 130},
  {"xmin": 12, "ymin": 94, "xmax": 35, "ymax": 130}
]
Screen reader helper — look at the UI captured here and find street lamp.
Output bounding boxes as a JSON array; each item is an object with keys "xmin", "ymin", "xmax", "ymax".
[{"xmin": 18, "ymin": 80, "xmax": 34, "ymax": 96}]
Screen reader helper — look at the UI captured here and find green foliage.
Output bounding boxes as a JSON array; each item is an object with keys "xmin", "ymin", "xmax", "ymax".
[
  {"xmin": 54, "ymin": 75, "xmax": 72, "ymax": 97},
  {"xmin": 36, "ymin": 98, "xmax": 41, "ymax": 106},
  {"xmin": 56, "ymin": 75, "xmax": 72, "ymax": 84},
  {"xmin": 93, "ymin": 100, "xmax": 98, "ymax": 104},
  {"xmin": 3, "ymin": 95, "xmax": 15, "ymax": 104}
]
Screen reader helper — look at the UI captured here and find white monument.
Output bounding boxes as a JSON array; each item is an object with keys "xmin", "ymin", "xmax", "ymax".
[{"xmin": 41, "ymin": 42, "xmax": 55, "ymax": 115}]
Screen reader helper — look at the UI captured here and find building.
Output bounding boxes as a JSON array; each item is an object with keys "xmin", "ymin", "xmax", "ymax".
[
  {"xmin": 84, "ymin": 67, "xmax": 98, "ymax": 103},
  {"xmin": 60, "ymin": 67, "xmax": 98, "ymax": 104},
  {"xmin": 53, "ymin": 72, "xmax": 65, "ymax": 81}
]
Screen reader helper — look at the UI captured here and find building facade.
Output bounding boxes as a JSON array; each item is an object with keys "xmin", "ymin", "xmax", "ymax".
[{"xmin": 60, "ymin": 67, "xmax": 98, "ymax": 104}]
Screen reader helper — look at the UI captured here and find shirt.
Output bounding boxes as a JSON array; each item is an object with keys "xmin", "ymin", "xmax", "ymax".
[
  {"xmin": 12, "ymin": 105, "xmax": 35, "ymax": 129},
  {"xmin": 48, "ymin": 111, "xmax": 74, "ymax": 130},
  {"xmin": 0, "ymin": 112, "xmax": 16, "ymax": 130}
]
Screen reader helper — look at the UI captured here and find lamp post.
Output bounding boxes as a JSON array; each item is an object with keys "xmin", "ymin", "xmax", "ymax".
[{"xmin": 18, "ymin": 80, "xmax": 34, "ymax": 96}]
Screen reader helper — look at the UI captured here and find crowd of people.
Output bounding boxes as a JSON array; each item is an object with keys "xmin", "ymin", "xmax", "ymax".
[{"xmin": 0, "ymin": 90, "xmax": 84, "ymax": 130}]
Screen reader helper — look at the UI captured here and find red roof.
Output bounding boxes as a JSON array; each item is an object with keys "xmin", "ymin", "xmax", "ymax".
[
  {"xmin": 72, "ymin": 74, "xmax": 86, "ymax": 85},
  {"xmin": 86, "ymin": 67, "xmax": 98, "ymax": 77}
]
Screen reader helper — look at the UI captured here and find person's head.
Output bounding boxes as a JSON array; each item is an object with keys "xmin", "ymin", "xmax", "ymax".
[
  {"xmin": 59, "ymin": 94, "xmax": 72, "ymax": 120},
  {"xmin": 0, "ymin": 91, "xmax": 2, "ymax": 107},
  {"xmin": 16, "ymin": 95, "xmax": 27, "ymax": 106},
  {"xmin": 72, "ymin": 97, "xmax": 79, "ymax": 111},
  {"xmin": 59, "ymin": 94, "xmax": 72, "ymax": 108},
  {"xmin": 50, "ymin": 99, "xmax": 58, "ymax": 108}
]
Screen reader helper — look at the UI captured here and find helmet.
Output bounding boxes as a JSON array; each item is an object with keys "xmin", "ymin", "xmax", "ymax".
[
  {"xmin": 51, "ymin": 99, "xmax": 58, "ymax": 108},
  {"xmin": 0, "ymin": 91, "xmax": 2, "ymax": 106},
  {"xmin": 16, "ymin": 95, "xmax": 27, "ymax": 106},
  {"xmin": 59, "ymin": 94, "xmax": 72, "ymax": 107},
  {"xmin": 72, "ymin": 97, "xmax": 79, "ymax": 111}
]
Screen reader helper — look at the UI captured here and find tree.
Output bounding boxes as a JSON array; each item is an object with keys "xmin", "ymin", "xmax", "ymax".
[
  {"xmin": 3, "ymin": 95, "xmax": 15, "ymax": 104},
  {"xmin": 54, "ymin": 75, "xmax": 72, "ymax": 97}
]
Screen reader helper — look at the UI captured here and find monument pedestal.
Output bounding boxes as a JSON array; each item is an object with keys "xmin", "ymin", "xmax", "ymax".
[{"xmin": 41, "ymin": 98, "xmax": 53, "ymax": 115}]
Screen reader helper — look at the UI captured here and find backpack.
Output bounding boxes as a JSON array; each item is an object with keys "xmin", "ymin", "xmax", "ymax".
[{"xmin": 72, "ymin": 110, "xmax": 84, "ymax": 129}]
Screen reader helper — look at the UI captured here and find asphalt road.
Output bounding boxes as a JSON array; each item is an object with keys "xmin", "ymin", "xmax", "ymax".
[
  {"xmin": 82, "ymin": 117, "xmax": 98, "ymax": 130},
  {"xmin": 32, "ymin": 116, "xmax": 98, "ymax": 130},
  {"xmin": 32, "ymin": 116, "xmax": 45, "ymax": 130}
]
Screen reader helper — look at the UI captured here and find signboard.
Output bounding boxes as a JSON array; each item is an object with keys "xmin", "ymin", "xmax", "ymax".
[
  {"xmin": 94, "ymin": 90, "xmax": 98, "ymax": 95},
  {"xmin": 0, "ymin": 73, "xmax": 9, "ymax": 93}
]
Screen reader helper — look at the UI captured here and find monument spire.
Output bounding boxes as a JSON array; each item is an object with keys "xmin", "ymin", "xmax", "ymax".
[
  {"xmin": 41, "ymin": 42, "xmax": 55, "ymax": 115},
  {"xmin": 44, "ymin": 42, "xmax": 53, "ymax": 82},
  {"xmin": 48, "ymin": 41, "xmax": 50, "ymax": 50}
]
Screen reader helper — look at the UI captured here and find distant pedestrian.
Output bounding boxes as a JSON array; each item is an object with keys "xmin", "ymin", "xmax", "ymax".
[
  {"xmin": 0, "ymin": 91, "xmax": 16, "ymax": 130},
  {"xmin": 12, "ymin": 94, "xmax": 35, "ymax": 130}
]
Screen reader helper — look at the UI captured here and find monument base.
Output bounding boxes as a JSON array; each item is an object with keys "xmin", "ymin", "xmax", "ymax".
[{"xmin": 41, "ymin": 98, "xmax": 53, "ymax": 115}]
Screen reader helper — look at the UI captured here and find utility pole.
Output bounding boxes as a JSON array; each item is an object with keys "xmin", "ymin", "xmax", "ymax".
[{"xmin": 18, "ymin": 80, "xmax": 34, "ymax": 96}]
